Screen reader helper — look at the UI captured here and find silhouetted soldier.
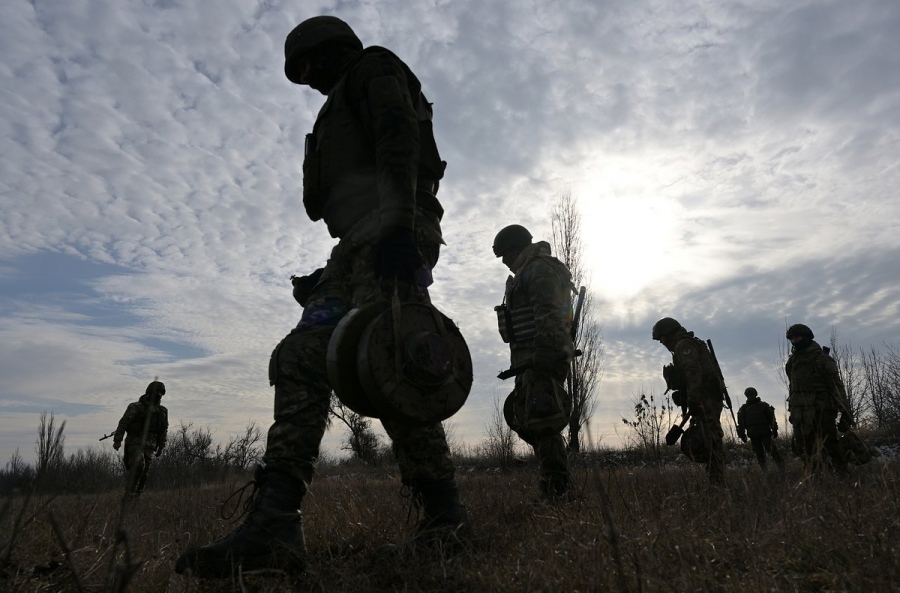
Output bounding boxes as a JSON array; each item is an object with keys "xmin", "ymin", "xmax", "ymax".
[
  {"xmin": 113, "ymin": 380, "xmax": 168, "ymax": 498},
  {"xmin": 737, "ymin": 387, "xmax": 784, "ymax": 471}
]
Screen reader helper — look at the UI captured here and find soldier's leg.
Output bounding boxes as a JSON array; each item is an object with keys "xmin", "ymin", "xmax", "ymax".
[
  {"xmin": 817, "ymin": 409, "xmax": 847, "ymax": 471},
  {"xmin": 176, "ymin": 266, "xmax": 345, "ymax": 578},
  {"xmin": 768, "ymin": 436, "xmax": 785, "ymax": 470},
  {"xmin": 751, "ymin": 437, "xmax": 767, "ymax": 469},
  {"xmin": 134, "ymin": 450, "xmax": 152, "ymax": 495},
  {"xmin": 382, "ymin": 419, "xmax": 469, "ymax": 543},
  {"xmin": 534, "ymin": 433, "xmax": 569, "ymax": 497},
  {"xmin": 123, "ymin": 443, "xmax": 143, "ymax": 496},
  {"xmin": 702, "ymin": 404, "xmax": 726, "ymax": 484}
]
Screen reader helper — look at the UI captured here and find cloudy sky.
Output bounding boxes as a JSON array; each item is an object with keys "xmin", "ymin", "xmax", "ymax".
[{"xmin": 2, "ymin": 0, "xmax": 899, "ymax": 466}]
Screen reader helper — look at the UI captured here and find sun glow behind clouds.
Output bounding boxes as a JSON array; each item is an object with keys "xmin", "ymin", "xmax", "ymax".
[{"xmin": 574, "ymin": 162, "xmax": 684, "ymax": 301}]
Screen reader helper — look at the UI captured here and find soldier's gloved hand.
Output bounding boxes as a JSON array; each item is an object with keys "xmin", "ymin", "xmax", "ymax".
[
  {"xmin": 838, "ymin": 412, "xmax": 853, "ymax": 433},
  {"xmin": 113, "ymin": 441, "xmax": 121, "ymax": 451},
  {"xmin": 291, "ymin": 268, "xmax": 324, "ymax": 307},
  {"xmin": 738, "ymin": 430, "xmax": 747, "ymax": 443},
  {"xmin": 375, "ymin": 227, "xmax": 422, "ymax": 283}
]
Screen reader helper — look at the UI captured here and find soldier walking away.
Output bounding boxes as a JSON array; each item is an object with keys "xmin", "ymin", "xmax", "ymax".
[
  {"xmin": 112, "ymin": 380, "xmax": 168, "ymax": 499},
  {"xmin": 493, "ymin": 224, "xmax": 575, "ymax": 499},
  {"xmin": 176, "ymin": 16, "xmax": 468, "ymax": 578},
  {"xmin": 737, "ymin": 387, "xmax": 784, "ymax": 471},
  {"xmin": 652, "ymin": 318, "xmax": 726, "ymax": 485},
  {"xmin": 785, "ymin": 323, "xmax": 853, "ymax": 475}
]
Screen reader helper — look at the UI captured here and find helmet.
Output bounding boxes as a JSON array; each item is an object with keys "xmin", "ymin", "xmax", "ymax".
[
  {"xmin": 147, "ymin": 381, "xmax": 166, "ymax": 396},
  {"xmin": 492, "ymin": 225, "xmax": 532, "ymax": 257},
  {"xmin": 284, "ymin": 16, "xmax": 363, "ymax": 84},
  {"xmin": 744, "ymin": 387, "xmax": 758, "ymax": 399},
  {"xmin": 786, "ymin": 324, "xmax": 814, "ymax": 340},
  {"xmin": 652, "ymin": 317, "xmax": 682, "ymax": 340}
]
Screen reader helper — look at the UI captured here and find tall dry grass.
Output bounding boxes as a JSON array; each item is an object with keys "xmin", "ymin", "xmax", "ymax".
[{"xmin": 2, "ymin": 457, "xmax": 898, "ymax": 592}]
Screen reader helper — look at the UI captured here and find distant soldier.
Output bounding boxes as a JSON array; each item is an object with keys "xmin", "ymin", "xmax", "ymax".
[
  {"xmin": 493, "ymin": 224, "xmax": 575, "ymax": 499},
  {"xmin": 113, "ymin": 380, "xmax": 168, "ymax": 498},
  {"xmin": 784, "ymin": 324, "xmax": 852, "ymax": 474},
  {"xmin": 737, "ymin": 387, "xmax": 784, "ymax": 471},
  {"xmin": 652, "ymin": 318, "xmax": 726, "ymax": 484}
]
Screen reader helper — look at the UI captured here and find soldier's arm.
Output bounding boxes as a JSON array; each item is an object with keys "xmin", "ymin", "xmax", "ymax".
[
  {"xmin": 113, "ymin": 403, "xmax": 138, "ymax": 444},
  {"xmin": 674, "ymin": 342, "xmax": 704, "ymax": 405},
  {"xmin": 736, "ymin": 407, "xmax": 745, "ymax": 432},
  {"xmin": 526, "ymin": 260, "xmax": 574, "ymax": 362},
  {"xmin": 353, "ymin": 52, "xmax": 420, "ymax": 235}
]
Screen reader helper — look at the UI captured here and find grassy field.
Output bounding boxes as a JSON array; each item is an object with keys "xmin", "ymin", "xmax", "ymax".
[{"xmin": 2, "ymin": 455, "xmax": 899, "ymax": 592}]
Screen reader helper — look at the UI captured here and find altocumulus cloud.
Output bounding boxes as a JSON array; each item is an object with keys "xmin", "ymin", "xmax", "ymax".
[{"xmin": 1, "ymin": 0, "xmax": 899, "ymax": 463}]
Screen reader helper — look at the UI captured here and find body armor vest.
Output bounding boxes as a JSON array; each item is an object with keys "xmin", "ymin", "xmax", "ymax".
[
  {"xmin": 495, "ymin": 275, "xmax": 537, "ymax": 344},
  {"xmin": 303, "ymin": 47, "xmax": 445, "ymax": 238}
]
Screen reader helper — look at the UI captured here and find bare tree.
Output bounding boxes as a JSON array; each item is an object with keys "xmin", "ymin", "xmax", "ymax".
[
  {"xmin": 35, "ymin": 411, "xmax": 65, "ymax": 478},
  {"xmin": 481, "ymin": 395, "xmax": 516, "ymax": 467},
  {"xmin": 551, "ymin": 190, "xmax": 604, "ymax": 453},
  {"xmin": 620, "ymin": 391, "xmax": 673, "ymax": 461},
  {"xmin": 223, "ymin": 420, "xmax": 265, "ymax": 470},
  {"xmin": 860, "ymin": 343, "xmax": 900, "ymax": 434},
  {"xmin": 828, "ymin": 328, "xmax": 867, "ymax": 423},
  {"xmin": 329, "ymin": 395, "xmax": 381, "ymax": 465}
]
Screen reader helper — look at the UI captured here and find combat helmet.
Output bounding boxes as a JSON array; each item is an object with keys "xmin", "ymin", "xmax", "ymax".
[
  {"xmin": 744, "ymin": 387, "xmax": 758, "ymax": 400},
  {"xmin": 146, "ymin": 380, "xmax": 166, "ymax": 396},
  {"xmin": 785, "ymin": 324, "xmax": 814, "ymax": 340},
  {"xmin": 284, "ymin": 16, "xmax": 363, "ymax": 84},
  {"xmin": 652, "ymin": 317, "xmax": 682, "ymax": 341},
  {"xmin": 492, "ymin": 225, "xmax": 532, "ymax": 257}
]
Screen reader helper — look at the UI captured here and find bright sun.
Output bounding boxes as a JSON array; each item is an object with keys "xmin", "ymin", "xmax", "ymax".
[{"xmin": 573, "ymin": 165, "xmax": 683, "ymax": 300}]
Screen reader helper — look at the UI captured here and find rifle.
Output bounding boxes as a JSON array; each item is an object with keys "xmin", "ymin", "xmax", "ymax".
[
  {"xmin": 497, "ymin": 285, "xmax": 586, "ymax": 380},
  {"xmin": 99, "ymin": 431, "xmax": 116, "ymax": 442},
  {"xmin": 706, "ymin": 339, "xmax": 739, "ymax": 433}
]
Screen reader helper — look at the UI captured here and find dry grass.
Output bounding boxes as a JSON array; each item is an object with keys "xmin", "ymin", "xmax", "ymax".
[{"xmin": 2, "ymin": 458, "xmax": 898, "ymax": 592}]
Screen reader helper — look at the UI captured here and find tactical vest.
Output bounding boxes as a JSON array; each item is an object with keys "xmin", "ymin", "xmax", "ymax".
[
  {"xmin": 673, "ymin": 335, "xmax": 725, "ymax": 401},
  {"xmin": 786, "ymin": 344, "xmax": 837, "ymax": 409},
  {"xmin": 743, "ymin": 401, "xmax": 770, "ymax": 427},
  {"xmin": 494, "ymin": 254, "xmax": 574, "ymax": 345},
  {"xmin": 302, "ymin": 46, "xmax": 445, "ymax": 238},
  {"xmin": 495, "ymin": 275, "xmax": 536, "ymax": 344},
  {"xmin": 126, "ymin": 403, "xmax": 166, "ymax": 443}
]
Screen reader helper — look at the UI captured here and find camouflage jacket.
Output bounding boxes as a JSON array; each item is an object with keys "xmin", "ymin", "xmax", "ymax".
[
  {"xmin": 667, "ymin": 329, "xmax": 724, "ymax": 406},
  {"xmin": 303, "ymin": 46, "xmax": 445, "ymax": 239},
  {"xmin": 737, "ymin": 399, "xmax": 778, "ymax": 438},
  {"xmin": 113, "ymin": 394, "xmax": 169, "ymax": 449},
  {"xmin": 501, "ymin": 241, "xmax": 575, "ymax": 367},
  {"xmin": 785, "ymin": 340, "xmax": 849, "ymax": 411}
]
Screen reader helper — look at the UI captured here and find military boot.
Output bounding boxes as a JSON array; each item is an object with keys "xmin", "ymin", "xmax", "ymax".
[
  {"xmin": 414, "ymin": 478, "xmax": 472, "ymax": 549},
  {"xmin": 538, "ymin": 472, "xmax": 570, "ymax": 501},
  {"xmin": 175, "ymin": 467, "xmax": 306, "ymax": 578}
]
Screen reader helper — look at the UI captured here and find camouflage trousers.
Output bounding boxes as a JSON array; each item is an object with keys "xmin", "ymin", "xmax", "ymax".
[
  {"xmin": 789, "ymin": 406, "xmax": 845, "ymax": 472},
  {"xmin": 123, "ymin": 443, "xmax": 154, "ymax": 496},
  {"xmin": 749, "ymin": 434, "xmax": 783, "ymax": 469},
  {"xmin": 691, "ymin": 398, "xmax": 725, "ymax": 483},
  {"xmin": 504, "ymin": 368, "xmax": 571, "ymax": 487},
  {"xmin": 263, "ymin": 210, "xmax": 455, "ymax": 490}
]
